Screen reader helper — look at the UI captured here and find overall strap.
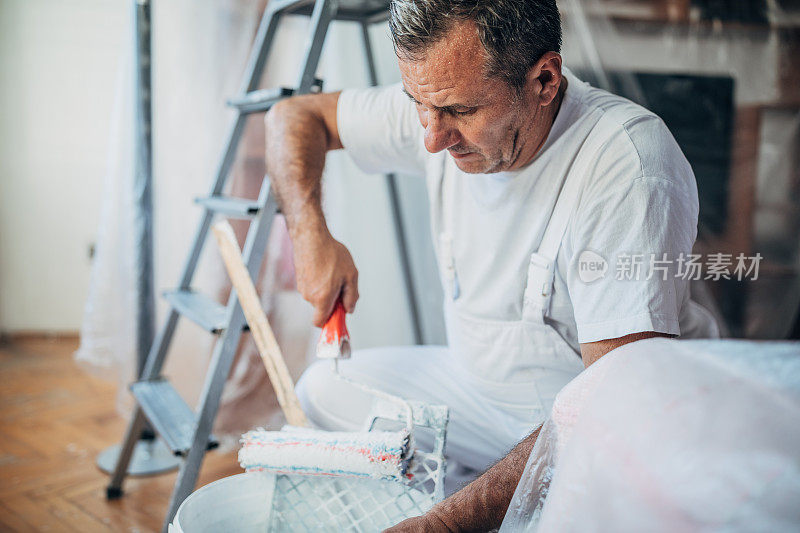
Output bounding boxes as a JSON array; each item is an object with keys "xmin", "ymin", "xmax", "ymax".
[
  {"xmin": 525, "ymin": 107, "xmax": 631, "ymax": 318},
  {"xmin": 440, "ymin": 155, "xmax": 460, "ymax": 300}
]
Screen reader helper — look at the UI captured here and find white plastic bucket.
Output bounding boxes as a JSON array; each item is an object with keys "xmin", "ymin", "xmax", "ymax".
[
  {"xmin": 170, "ymin": 471, "xmax": 432, "ymax": 532},
  {"xmin": 170, "ymin": 473, "xmax": 276, "ymax": 533}
]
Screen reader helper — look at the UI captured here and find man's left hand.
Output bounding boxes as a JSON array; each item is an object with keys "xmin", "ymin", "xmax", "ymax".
[{"xmin": 384, "ymin": 512, "xmax": 451, "ymax": 532}]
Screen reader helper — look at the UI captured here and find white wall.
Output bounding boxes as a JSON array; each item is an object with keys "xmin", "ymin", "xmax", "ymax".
[
  {"xmin": 0, "ymin": 0, "xmax": 127, "ymax": 332},
  {"xmin": 2, "ymin": 2, "xmax": 792, "ymax": 343},
  {"xmin": 0, "ymin": 0, "xmax": 443, "ymax": 352}
]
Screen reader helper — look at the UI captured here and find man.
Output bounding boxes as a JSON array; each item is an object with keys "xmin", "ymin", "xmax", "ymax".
[{"xmin": 266, "ymin": 0, "xmax": 718, "ymax": 529}]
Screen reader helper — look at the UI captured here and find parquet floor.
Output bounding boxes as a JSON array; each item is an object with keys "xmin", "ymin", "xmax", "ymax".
[{"xmin": 0, "ymin": 336, "xmax": 241, "ymax": 532}]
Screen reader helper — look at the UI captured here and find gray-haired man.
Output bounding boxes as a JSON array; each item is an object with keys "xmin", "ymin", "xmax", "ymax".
[{"xmin": 266, "ymin": 0, "xmax": 717, "ymax": 529}]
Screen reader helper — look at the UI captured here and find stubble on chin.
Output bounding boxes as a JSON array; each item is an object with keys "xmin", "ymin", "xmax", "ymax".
[{"xmin": 463, "ymin": 150, "xmax": 512, "ymax": 173}]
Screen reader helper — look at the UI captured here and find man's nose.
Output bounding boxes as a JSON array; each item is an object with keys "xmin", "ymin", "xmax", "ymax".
[{"xmin": 422, "ymin": 110, "xmax": 459, "ymax": 154}]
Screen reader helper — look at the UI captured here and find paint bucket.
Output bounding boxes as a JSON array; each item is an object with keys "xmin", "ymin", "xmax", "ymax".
[
  {"xmin": 170, "ymin": 471, "xmax": 433, "ymax": 532},
  {"xmin": 169, "ymin": 473, "xmax": 275, "ymax": 532}
]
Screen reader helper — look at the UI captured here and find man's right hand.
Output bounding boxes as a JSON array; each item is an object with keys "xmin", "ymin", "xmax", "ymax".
[
  {"xmin": 292, "ymin": 228, "xmax": 359, "ymax": 328},
  {"xmin": 264, "ymin": 91, "xmax": 349, "ymax": 328}
]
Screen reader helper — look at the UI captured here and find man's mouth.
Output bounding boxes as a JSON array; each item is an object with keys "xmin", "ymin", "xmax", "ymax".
[{"xmin": 448, "ymin": 148, "xmax": 476, "ymax": 159}]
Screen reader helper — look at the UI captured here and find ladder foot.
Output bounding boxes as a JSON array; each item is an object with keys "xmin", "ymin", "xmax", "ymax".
[{"xmin": 106, "ymin": 486, "xmax": 124, "ymax": 500}]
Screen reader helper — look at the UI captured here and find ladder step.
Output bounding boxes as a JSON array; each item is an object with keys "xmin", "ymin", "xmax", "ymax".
[
  {"xmin": 279, "ymin": 0, "xmax": 389, "ymax": 21},
  {"xmin": 196, "ymin": 195, "xmax": 260, "ymax": 219},
  {"xmin": 164, "ymin": 289, "xmax": 227, "ymax": 334},
  {"xmin": 227, "ymin": 79, "xmax": 323, "ymax": 114},
  {"xmin": 227, "ymin": 87, "xmax": 294, "ymax": 114},
  {"xmin": 270, "ymin": 0, "xmax": 314, "ymax": 14},
  {"xmin": 131, "ymin": 378, "xmax": 218, "ymax": 457}
]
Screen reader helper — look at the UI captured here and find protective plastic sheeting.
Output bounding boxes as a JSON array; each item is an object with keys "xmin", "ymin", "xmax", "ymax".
[{"xmin": 501, "ymin": 338, "xmax": 800, "ymax": 533}]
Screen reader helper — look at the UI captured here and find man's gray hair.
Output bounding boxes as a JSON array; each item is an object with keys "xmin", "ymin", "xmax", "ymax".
[{"xmin": 389, "ymin": 0, "xmax": 562, "ymax": 92}]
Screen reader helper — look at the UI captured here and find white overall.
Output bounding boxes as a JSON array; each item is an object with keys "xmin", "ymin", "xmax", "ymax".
[
  {"xmin": 296, "ymin": 108, "xmax": 645, "ymax": 482},
  {"xmin": 436, "ymin": 109, "xmax": 628, "ymax": 430}
]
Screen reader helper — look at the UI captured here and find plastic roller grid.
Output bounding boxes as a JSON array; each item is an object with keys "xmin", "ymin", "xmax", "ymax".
[{"xmin": 267, "ymin": 450, "xmax": 441, "ymax": 531}]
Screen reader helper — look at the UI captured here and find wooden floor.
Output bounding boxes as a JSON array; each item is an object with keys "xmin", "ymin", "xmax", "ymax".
[{"xmin": 0, "ymin": 336, "xmax": 241, "ymax": 532}]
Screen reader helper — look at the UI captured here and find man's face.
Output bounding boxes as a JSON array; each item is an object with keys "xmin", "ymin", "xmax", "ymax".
[{"xmin": 398, "ymin": 20, "xmax": 548, "ymax": 174}]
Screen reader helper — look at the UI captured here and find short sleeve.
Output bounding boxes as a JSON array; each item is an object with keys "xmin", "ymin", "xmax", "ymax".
[
  {"xmin": 337, "ymin": 83, "xmax": 427, "ymax": 176},
  {"xmin": 565, "ymin": 167, "xmax": 699, "ymax": 344}
]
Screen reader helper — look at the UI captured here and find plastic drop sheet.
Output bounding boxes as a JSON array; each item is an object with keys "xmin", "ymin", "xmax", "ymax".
[{"xmin": 501, "ymin": 338, "xmax": 800, "ymax": 533}]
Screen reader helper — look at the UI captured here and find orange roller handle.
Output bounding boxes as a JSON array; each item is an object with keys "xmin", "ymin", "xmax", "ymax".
[{"xmin": 317, "ymin": 299, "xmax": 351, "ymax": 359}]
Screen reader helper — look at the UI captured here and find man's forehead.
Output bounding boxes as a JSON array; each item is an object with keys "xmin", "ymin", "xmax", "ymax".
[{"xmin": 397, "ymin": 19, "xmax": 490, "ymax": 108}]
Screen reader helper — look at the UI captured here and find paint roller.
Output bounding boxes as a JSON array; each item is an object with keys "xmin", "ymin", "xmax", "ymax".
[{"xmin": 211, "ymin": 221, "xmax": 413, "ymax": 482}]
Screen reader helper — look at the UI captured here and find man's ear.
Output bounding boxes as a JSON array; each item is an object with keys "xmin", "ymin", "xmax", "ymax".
[{"xmin": 525, "ymin": 52, "xmax": 563, "ymax": 106}]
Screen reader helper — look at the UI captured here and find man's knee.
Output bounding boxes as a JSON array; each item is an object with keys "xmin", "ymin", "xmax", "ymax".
[
  {"xmin": 295, "ymin": 361, "xmax": 331, "ymax": 424},
  {"xmin": 295, "ymin": 361, "xmax": 368, "ymax": 431}
]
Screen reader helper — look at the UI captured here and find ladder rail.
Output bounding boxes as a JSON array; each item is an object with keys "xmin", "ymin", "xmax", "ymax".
[
  {"xmin": 105, "ymin": 3, "xmax": 429, "ymax": 532},
  {"xmin": 106, "ymin": 0, "xmax": 286, "ymax": 499},
  {"xmin": 161, "ymin": 181, "xmax": 279, "ymax": 531},
  {"xmin": 241, "ymin": 2, "xmax": 285, "ymax": 95},
  {"xmin": 178, "ymin": 0, "xmax": 284, "ymax": 291},
  {"xmin": 141, "ymin": 310, "xmax": 181, "ymax": 380},
  {"xmin": 106, "ymin": 310, "xmax": 180, "ymax": 492},
  {"xmin": 296, "ymin": 0, "xmax": 339, "ymax": 93},
  {"xmin": 106, "ymin": 407, "xmax": 146, "ymax": 497},
  {"xmin": 163, "ymin": 0, "xmax": 340, "ymax": 525}
]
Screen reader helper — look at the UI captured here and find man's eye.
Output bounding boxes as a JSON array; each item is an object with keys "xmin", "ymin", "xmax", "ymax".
[{"xmin": 453, "ymin": 108, "xmax": 476, "ymax": 117}]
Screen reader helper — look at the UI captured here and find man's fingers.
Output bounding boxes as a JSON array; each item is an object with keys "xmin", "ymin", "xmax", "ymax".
[
  {"xmin": 311, "ymin": 292, "xmax": 338, "ymax": 328},
  {"xmin": 342, "ymin": 276, "xmax": 359, "ymax": 313},
  {"xmin": 300, "ymin": 239, "xmax": 357, "ymax": 326},
  {"xmin": 312, "ymin": 308, "xmax": 325, "ymax": 329}
]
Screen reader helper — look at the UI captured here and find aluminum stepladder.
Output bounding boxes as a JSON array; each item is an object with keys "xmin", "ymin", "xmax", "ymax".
[{"xmin": 104, "ymin": 0, "xmax": 423, "ymax": 531}]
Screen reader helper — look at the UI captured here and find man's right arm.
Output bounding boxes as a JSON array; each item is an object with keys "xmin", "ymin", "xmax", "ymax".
[
  {"xmin": 265, "ymin": 92, "xmax": 359, "ymax": 327},
  {"xmin": 386, "ymin": 426, "xmax": 541, "ymax": 532}
]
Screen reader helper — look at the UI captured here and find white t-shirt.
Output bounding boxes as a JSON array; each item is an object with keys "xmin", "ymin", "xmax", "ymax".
[{"xmin": 337, "ymin": 67, "xmax": 718, "ymax": 353}]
